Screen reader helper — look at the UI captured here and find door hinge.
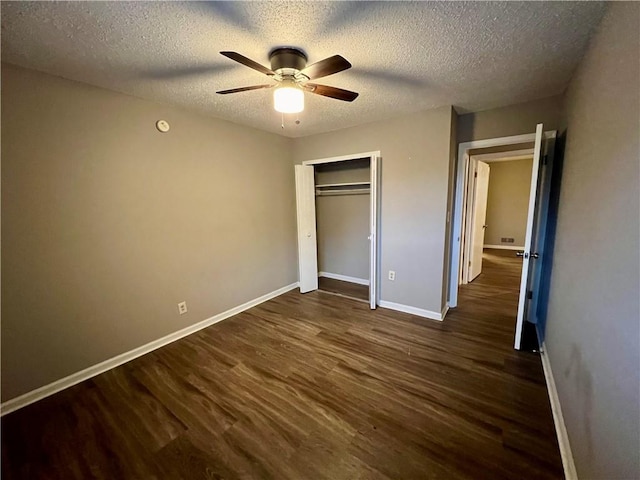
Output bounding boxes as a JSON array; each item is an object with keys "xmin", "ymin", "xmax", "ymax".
[
  {"xmin": 474, "ymin": 171, "xmax": 478, "ymax": 178},
  {"xmin": 527, "ymin": 290, "xmax": 533, "ymax": 300},
  {"xmin": 543, "ymin": 154, "xmax": 548, "ymax": 165}
]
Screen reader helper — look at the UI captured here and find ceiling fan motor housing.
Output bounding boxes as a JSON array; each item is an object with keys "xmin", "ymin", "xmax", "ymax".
[{"xmin": 269, "ymin": 48, "xmax": 307, "ymax": 74}]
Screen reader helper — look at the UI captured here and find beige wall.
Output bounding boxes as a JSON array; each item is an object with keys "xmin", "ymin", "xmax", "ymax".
[
  {"xmin": 545, "ymin": 3, "xmax": 639, "ymax": 478},
  {"xmin": 458, "ymin": 95, "xmax": 563, "ymax": 143},
  {"xmin": 1, "ymin": 64, "xmax": 297, "ymax": 401},
  {"xmin": 294, "ymin": 107, "xmax": 455, "ymax": 314},
  {"xmin": 484, "ymin": 159, "xmax": 533, "ymax": 246}
]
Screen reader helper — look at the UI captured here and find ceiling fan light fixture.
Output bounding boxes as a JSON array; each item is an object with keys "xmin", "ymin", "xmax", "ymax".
[{"xmin": 274, "ymin": 80, "xmax": 304, "ymax": 114}]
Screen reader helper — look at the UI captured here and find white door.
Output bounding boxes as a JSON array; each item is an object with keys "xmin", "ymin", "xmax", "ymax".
[
  {"xmin": 459, "ymin": 154, "xmax": 470, "ymax": 285},
  {"xmin": 294, "ymin": 165, "xmax": 318, "ymax": 293},
  {"xmin": 369, "ymin": 155, "xmax": 379, "ymax": 309},
  {"xmin": 468, "ymin": 161, "xmax": 490, "ymax": 282},
  {"xmin": 514, "ymin": 124, "xmax": 545, "ymax": 349}
]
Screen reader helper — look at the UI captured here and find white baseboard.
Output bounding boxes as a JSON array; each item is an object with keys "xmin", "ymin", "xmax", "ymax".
[
  {"xmin": 441, "ymin": 303, "xmax": 450, "ymax": 320},
  {"xmin": 537, "ymin": 330, "xmax": 577, "ymax": 480},
  {"xmin": 378, "ymin": 300, "xmax": 444, "ymax": 321},
  {"xmin": 483, "ymin": 244, "xmax": 525, "ymax": 251},
  {"xmin": 319, "ymin": 271, "xmax": 369, "ymax": 286},
  {"xmin": 0, "ymin": 282, "xmax": 299, "ymax": 416}
]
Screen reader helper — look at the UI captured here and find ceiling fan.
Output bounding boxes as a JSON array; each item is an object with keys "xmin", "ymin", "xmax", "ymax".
[{"xmin": 216, "ymin": 48, "xmax": 359, "ymax": 114}]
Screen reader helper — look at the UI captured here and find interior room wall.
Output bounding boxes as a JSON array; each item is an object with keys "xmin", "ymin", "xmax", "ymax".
[
  {"xmin": 293, "ymin": 106, "xmax": 456, "ymax": 315},
  {"xmin": 315, "ymin": 161, "xmax": 370, "ymax": 281},
  {"xmin": 544, "ymin": 3, "xmax": 639, "ymax": 478},
  {"xmin": 483, "ymin": 159, "xmax": 533, "ymax": 247},
  {"xmin": 458, "ymin": 95, "xmax": 562, "ymax": 143},
  {"xmin": 1, "ymin": 63, "xmax": 297, "ymax": 402}
]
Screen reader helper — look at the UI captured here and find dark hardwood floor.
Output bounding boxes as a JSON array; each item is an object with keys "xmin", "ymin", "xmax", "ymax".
[
  {"xmin": 318, "ymin": 276, "xmax": 369, "ymax": 302},
  {"xmin": 1, "ymin": 250, "xmax": 563, "ymax": 479}
]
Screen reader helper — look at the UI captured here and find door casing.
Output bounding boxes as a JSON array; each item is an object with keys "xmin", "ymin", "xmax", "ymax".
[{"xmin": 461, "ymin": 149, "xmax": 535, "ymax": 283}]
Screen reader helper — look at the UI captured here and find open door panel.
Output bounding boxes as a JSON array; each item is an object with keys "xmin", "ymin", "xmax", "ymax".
[
  {"xmin": 514, "ymin": 124, "xmax": 544, "ymax": 349},
  {"xmin": 369, "ymin": 154, "xmax": 379, "ymax": 309},
  {"xmin": 295, "ymin": 165, "xmax": 318, "ymax": 293}
]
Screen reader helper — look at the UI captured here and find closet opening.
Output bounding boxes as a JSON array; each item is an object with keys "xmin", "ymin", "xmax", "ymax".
[
  {"xmin": 315, "ymin": 158, "xmax": 371, "ymax": 303},
  {"xmin": 295, "ymin": 151, "xmax": 380, "ymax": 309}
]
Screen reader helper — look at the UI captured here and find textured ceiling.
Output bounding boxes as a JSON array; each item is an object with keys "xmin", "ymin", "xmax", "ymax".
[{"xmin": 1, "ymin": 1, "xmax": 606, "ymax": 137}]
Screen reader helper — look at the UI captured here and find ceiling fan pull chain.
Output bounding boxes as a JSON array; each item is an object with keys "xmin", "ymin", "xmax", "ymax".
[{"xmin": 281, "ymin": 111, "xmax": 284, "ymax": 130}]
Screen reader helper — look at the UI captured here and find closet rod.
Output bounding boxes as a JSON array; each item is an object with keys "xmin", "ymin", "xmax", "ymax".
[{"xmin": 315, "ymin": 181, "xmax": 370, "ymax": 188}]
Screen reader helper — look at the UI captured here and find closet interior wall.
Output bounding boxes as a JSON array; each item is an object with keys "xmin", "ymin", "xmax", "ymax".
[{"xmin": 315, "ymin": 159, "xmax": 371, "ymax": 284}]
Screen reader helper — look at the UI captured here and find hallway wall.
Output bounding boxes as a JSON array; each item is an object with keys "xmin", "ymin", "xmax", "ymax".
[{"xmin": 484, "ymin": 159, "xmax": 533, "ymax": 247}]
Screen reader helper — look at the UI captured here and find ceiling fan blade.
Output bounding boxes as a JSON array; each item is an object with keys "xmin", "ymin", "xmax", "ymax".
[
  {"xmin": 220, "ymin": 51, "xmax": 275, "ymax": 76},
  {"xmin": 216, "ymin": 84, "xmax": 274, "ymax": 95},
  {"xmin": 305, "ymin": 83, "xmax": 359, "ymax": 102},
  {"xmin": 299, "ymin": 55, "xmax": 352, "ymax": 80}
]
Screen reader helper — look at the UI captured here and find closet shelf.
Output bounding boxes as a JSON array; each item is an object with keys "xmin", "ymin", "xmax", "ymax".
[{"xmin": 315, "ymin": 181, "xmax": 371, "ymax": 196}]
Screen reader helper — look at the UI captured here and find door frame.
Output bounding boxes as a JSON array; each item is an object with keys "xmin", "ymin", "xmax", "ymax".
[
  {"xmin": 461, "ymin": 149, "xmax": 535, "ymax": 283},
  {"xmin": 449, "ymin": 132, "xmax": 556, "ymax": 308},
  {"xmin": 301, "ymin": 151, "xmax": 381, "ymax": 308}
]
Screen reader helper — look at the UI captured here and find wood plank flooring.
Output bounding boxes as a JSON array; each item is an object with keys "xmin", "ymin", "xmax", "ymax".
[
  {"xmin": 1, "ymin": 250, "xmax": 563, "ymax": 479},
  {"xmin": 318, "ymin": 276, "xmax": 369, "ymax": 302}
]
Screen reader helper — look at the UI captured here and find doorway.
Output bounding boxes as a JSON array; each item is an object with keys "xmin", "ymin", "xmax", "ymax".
[
  {"xmin": 295, "ymin": 151, "xmax": 380, "ymax": 309},
  {"xmin": 462, "ymin": 148, "xmax": 535, "ymax": 284},
  {"xmin": 449, "ymin": 126, "xmax": 557, "ymax": 349}
]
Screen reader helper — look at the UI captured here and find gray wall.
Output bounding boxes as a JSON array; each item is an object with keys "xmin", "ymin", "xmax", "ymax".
[
  {"xmin": 545, "ymin": 3, "xmax": 639, "ymax": 478},
  {"xmin": 1, "ymin": 64, "xmax": 297, "ymax": 401},
  {"xmin": 458, "ymin": 95, "xmax": 562, "ymax": 143},
  {"xmin": 484, "ymin": 159, "xmax": 533, "ymax": 246},
  {"xmin": 293, "ymin": 107, "xmax": 455, "ymax": 314}
]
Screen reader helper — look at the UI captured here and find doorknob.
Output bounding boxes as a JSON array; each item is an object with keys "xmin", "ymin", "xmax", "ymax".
[
  {"xmin": 531, "ymin": 252, "xmax": 540, "ymax": 259},
  {"xmin": 306, "ymin": 232, "xmax": 311, "ymax": 238},
  {"xmin": 516, "ymin": 251, "xmax": 527, "ymax": 258},
  {"xmin": 483, "ymin": 225, "xmax": 488, "ymax": 229}
]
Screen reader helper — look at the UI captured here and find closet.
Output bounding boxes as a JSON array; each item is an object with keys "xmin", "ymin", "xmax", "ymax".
[
  {"xmin": 295, "ymin": 152, "xmax": 380, "ymax": 309},
  {"xmin": 315, "ymin": 159, "xmax": 371, "ymax": 302}
]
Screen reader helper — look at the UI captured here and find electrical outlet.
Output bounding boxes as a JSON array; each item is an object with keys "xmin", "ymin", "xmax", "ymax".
[
  {"xmin": 388, "ymin": 270, "xmax": 396, "ymax": 281},
  {"xmin": 177, "ymin": 301, "xmax": 188, "ymax": 315}
]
